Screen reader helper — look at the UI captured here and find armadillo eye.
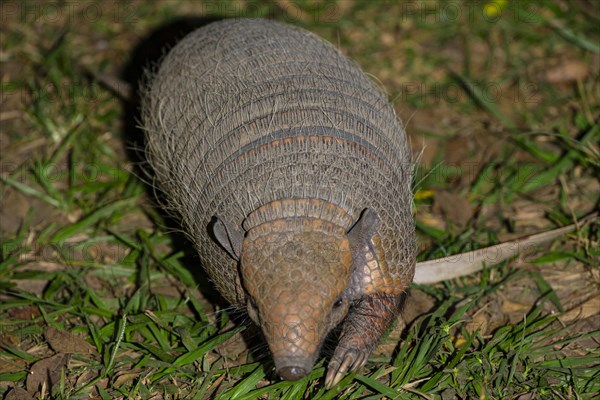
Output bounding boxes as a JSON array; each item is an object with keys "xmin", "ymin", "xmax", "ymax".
[{"xmin": 333, "ymin": 298, "xmax": 344, "ymax": 309}]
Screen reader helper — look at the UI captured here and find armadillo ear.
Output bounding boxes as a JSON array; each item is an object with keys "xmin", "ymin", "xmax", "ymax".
[
  {"xmin": 346, "ymin": 209, "xmax": 381, "ymax": 299},
  {"xmin": 347, "ymin": 208, "xmax": 380, "ymax": 253},
  {"xmin": 210, "ymin": 216, "xmax": 244, "ymax": 261}
]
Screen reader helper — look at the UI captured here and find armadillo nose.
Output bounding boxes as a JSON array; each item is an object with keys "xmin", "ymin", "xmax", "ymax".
[{"xmin": 278, "ymin": 366, "xmax": 307, "ymax": 381}]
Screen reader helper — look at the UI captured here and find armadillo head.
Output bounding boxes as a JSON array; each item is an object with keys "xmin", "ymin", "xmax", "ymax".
[
  {"xmin": 210, "ymin": 200, "xmax": 380, "ymax": 381},
  {"xmin": 241, "ymin": 218, "xmax": 353, "ymax": 380}
]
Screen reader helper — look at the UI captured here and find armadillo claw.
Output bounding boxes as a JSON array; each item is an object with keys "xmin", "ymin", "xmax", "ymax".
[{"xmin": 324, "ymin": 346, "xmax": 368, "ymax": 388}]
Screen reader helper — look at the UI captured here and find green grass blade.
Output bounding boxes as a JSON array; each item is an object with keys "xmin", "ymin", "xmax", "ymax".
[
  {"xmin": 51, "ymin": 197, "xmax": 138, "ymax": 242},
  {"xmin": 2, "ymin": 175, "xmax": 63, "ymax": 208}
]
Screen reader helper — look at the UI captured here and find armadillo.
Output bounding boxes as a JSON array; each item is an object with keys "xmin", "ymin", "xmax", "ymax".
[{"xmin": 139, "ymin": 18, "xmax": 597, "ymax": 387}]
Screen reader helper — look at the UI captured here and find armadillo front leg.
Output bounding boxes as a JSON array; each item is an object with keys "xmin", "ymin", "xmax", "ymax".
[{"xmin": 325, "ymin": 292, "xmax": 403, "ymax": 388}]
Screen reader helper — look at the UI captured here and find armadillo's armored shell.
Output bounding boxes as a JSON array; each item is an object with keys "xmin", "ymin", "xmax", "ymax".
[{"xmin": 142, "ymin": 19, "xmax": 415, "ymax": 305}]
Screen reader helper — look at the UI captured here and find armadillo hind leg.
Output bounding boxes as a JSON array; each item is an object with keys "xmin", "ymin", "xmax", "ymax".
[{"xmin": 325, "ymin": 292, "xmax": 403, "ymax": 388}]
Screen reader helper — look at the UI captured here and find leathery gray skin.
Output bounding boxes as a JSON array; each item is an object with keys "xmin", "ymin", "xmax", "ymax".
[{"xmin": 140, "ymin": 18, "xmax": 597, "ymax": 388}]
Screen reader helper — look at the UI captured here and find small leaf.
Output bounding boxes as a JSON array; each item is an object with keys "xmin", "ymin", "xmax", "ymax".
[{"xmin": 530, "ymin": 251, "xmax": 573, "ymax": 264}]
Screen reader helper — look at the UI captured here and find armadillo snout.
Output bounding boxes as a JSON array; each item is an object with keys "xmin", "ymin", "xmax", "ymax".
[
  {"xmin": 277, "ymin": 366, "xmax": 307, "ymax": 381},
  {"xmin": 274, "ymin": 354, "xmax": 316, "ymax": 381}
]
